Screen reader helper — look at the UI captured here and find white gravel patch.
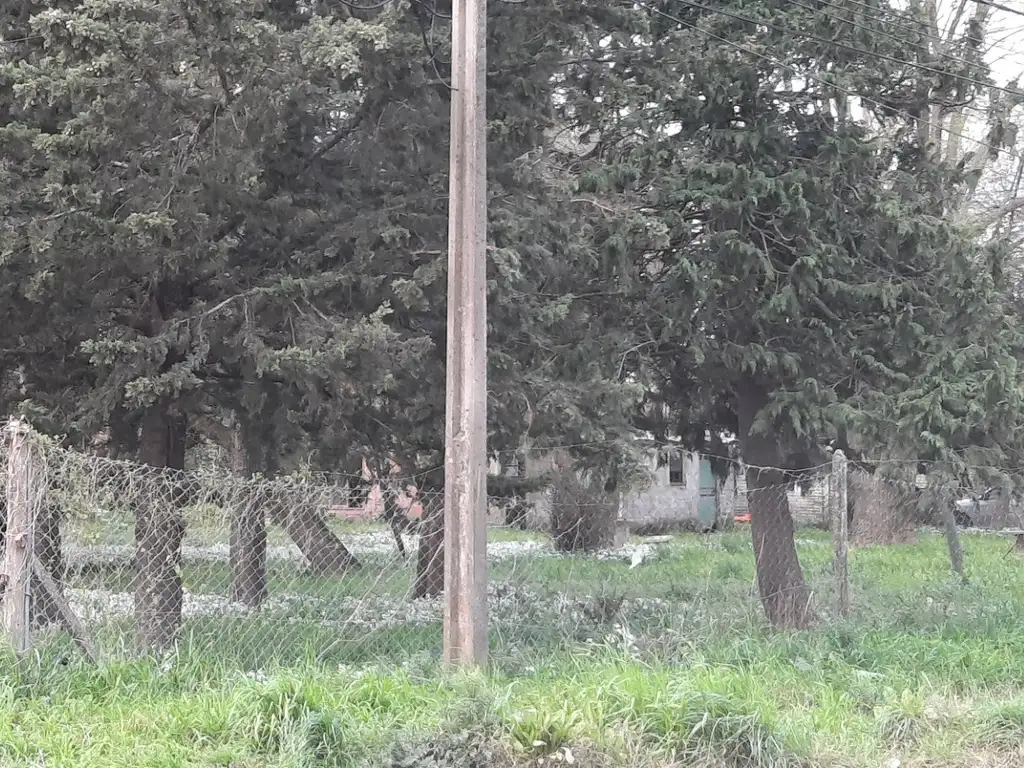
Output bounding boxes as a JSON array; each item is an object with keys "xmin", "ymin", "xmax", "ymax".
[
  {"xmin": 61, "ymin": 533, "xmax": 694, "ymax": 638},
  {"xmin": 795, "ymin": 537, "xmax": 829, "ymax": 547},
  {"xmin": 64, "ymin": 532, "xmax": 554, "ymax": 568},
  {"xmin": 69, "ymin": 589, "xmax": 253, "ymax": 624},
  {"xmin": 66, "ymin": 580, "xmax": 677, "ymax": 635}
]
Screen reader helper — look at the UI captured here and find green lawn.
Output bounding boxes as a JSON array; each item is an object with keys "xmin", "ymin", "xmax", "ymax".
[{"xmin": 3, "ymin": 527, "xmax": 1024, "ymax": 766}]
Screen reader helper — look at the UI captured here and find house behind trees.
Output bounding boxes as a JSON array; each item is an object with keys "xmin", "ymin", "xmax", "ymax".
[{"xmin": 511, "ymin": 445, "xmax": 832, "ymax": 533}]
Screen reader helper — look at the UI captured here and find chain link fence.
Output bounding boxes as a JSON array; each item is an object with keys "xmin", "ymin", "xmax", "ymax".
[
  {"xmin": 4, "ymin": 421, "xmax": 1024, "ymax": 668},
  {"xmin": 37, "ymin": 437, "xmax": 438, "ymax": 665}
]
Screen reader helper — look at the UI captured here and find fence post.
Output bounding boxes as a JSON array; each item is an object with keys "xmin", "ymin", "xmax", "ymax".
[
  {"xmin": 830, "ymin": 449, "xmax": 850, "ymax": 618},
  {"xmin": 3, "ymin": 419, "xmax": 35, "ymax": 654}
]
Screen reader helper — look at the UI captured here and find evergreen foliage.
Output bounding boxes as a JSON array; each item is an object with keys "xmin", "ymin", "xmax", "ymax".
[{"xmin": 3, "ymin": 0, "xmax": 1024, "ymax": 633}]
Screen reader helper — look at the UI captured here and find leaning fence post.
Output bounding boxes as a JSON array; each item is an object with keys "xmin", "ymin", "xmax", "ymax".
[
  {"xmin": 830, "ymin": 449, "xmax": 850, "ymax": 619},
  {"xmin": 3, "ymin": 419, "xmax": 35, "ymax": 654}
]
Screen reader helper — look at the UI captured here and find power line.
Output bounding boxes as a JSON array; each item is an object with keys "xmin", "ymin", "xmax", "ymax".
[
  {"xmin": 641, "ymin": 1, "xmax": 1013, "ymax": 158},
  {"xmin": 777, "ymin": 0, "xmax": 1002, "ymax": 121},
  {"xmin": 783, "ymin": 0, "xmax": 1022, "ymax": 81},
  {"xmin": 970, "ymin": 0, "xmax": 1024, "ymax": 20},
  {"xmin": 661, "ymin": 0, "xmax": 1024, "ymax": 101},
  {"xmin": 0, "ymin": 35, "xmax": 43, "ymax": 45},
  {"xmin": 813, "ymin": 0, "xmax": 1024, "ymax": 61},
  {"xmin": 327, "ymin": 0, "xmax": 396, "ymax": 9}
]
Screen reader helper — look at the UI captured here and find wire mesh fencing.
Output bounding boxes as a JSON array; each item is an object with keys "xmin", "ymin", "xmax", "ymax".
[
  {"xmin": 2, "ymin": 426, "xmax": 853, "ymax": 665},
  {"xmin": 454, "ymin": 453, "xmax": 1024, "ymax": 650},
  {"xmin": 485, "ymin": 458, "xmax": 846, "ymax": 649},
  {"xmin": 33, "ymin": 445, "xmax": 446, "ymax": 665},
  {"xmin": 5, "ymin": 420, "xmax": 1024, "ymax": 669}
]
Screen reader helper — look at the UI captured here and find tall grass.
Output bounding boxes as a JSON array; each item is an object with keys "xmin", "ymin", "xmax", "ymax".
[{"xmin": 1, "ymin": 528, "xmax": 1023, "ymax": 766}]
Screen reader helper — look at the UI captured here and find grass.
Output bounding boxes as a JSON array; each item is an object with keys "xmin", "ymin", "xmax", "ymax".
[{"xmin": 4, "ymin": 525, "xmax": 1024, "ymax": 766}]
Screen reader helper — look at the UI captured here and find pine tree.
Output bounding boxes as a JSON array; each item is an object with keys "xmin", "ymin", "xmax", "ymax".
[{"xmin": 555, "ymin": 0, "xmax": 1024, "ymax": 626}]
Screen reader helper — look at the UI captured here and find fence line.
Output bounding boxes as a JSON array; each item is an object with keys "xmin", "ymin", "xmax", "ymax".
[
  {"xmin": 2, "ymin": 419, "xmax": 32, "ymax": 653},
  {"xmin": 3, "ymin": 422, "xmax": 1024, "ymax": 667},
  {"xmin": 831, "ymin": 449, "xmax": 850, "ymax": 618}
]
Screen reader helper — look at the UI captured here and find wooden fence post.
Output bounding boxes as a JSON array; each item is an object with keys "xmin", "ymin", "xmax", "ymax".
[
  {"xmin": 830, "ymin": 449, "xmax": 850, "ymax": 618},
  {"xmin": 3, "ymin": 419, "xmax": 35, "ymax": 654}
]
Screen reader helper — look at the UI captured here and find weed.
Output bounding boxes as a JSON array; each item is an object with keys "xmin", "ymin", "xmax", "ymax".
[
  {"xmin": 505, "ymin": 702, "xmax": 582, "ymax": 756},
  {"xmin": 874, "ymin": 689, "xmax": 930, "ymax": 746},
  {"xmin": 972, "ymin": 698, "xmax": 1024, "ymax": 749}
]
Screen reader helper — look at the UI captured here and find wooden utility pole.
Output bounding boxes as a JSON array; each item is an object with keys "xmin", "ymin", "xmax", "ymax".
[
  {"xmin": 443, "ymin": 0, "xmax": 488, "ymax": 665},
  {"xmin": 3, "ymin": 419, "xmax": 34, "ymax": 654}
]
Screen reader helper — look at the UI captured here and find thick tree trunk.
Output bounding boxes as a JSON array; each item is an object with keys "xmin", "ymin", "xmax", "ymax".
[
  {"xmin": 230, "ymin": 498, "xmax": 269, "ymax": 605},
  {"xmin": 134, "ymin": 404, "xmax": 187, "ymax": 653},
  {"xmin": 738, "ymin": 385, "xmax": 816, "ymax": 629},
  {"xmin": 31, "ymin": 500, "xmax": 64, "ymax": 628},
  {"xmin": 413, "ymin": 494, "xmax": 444, "ymax": 598},
  {"xmin": 107, "ymin": 405, "xmax": 139, "ymax": 460},
  {"xmin": 273, "ymin": 504, "xmax": 360, "ymax": 575},
  {"xmin": 551, "ymin": 476, "xmax": 618, "ymax": 551},
  {"xmin": 924, "ymin": 485, "xmax": 968, "ymax": 584},
  {"xmin": 940, "ymin": 501, "xmax": 967, "ymax": 583},
  {"xmin": 229, "ymin": 428, "xmax": 269, "ymax": 607},
  {"xmin": 235, "ymin": 394, "xmax": 359, "ymax": 578}
]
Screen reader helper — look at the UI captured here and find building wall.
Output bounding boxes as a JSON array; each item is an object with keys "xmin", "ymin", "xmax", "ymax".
[
  {"xmin": 789, "ymin": 475, "xmax": 829, "ymax": 526},
  {"xmin": 521, "ymin": 448, "xmax": 707, "ymax": 530},
  {"xmin": 512, "ymin": 449, "xmax": 831, "ymax": 532},
  {"xmin": 328, "ymin": 483, "xmax": 424, "ymax": 521},
  {"xmin": 727, "ymin": 469, "xmax": 830, "ymax": 527},
  {"xmin": 618, "ymin": 450, "xmax": 701, "ymax": 526}
]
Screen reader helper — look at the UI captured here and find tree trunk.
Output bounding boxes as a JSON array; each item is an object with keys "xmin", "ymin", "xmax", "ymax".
[
  {"xmin": 229, "ymin": 427, "xmax": 268, "ymax": 607},
  {"xmin": 230, "ymin": 496, "xmax": 269, "ymax": 604},
  {"xmin": 737, "ymin": 385, "xmax": 816, "ymax": 629},
  {"xmin": 134, "ymin": 404, "xmax": 187, "ymax": 653},
  {"xmin": 382, "ymin": 484, "xmax": 410, "ymax": 558},
  {"xmin": 925, "ymin": 485, "xmax": 968, "ymax": 584},
  {"xmin": 548, "ymin": 450, "xmax": 618, "ymax": 551},
  {"xmin": 272, "ymin": 504, "xmax": 360, "ymax": 575},
  {"xmin": 413, "ymin": 494, "xmax": 444, "ymax": 598},
  {"xmin": 107, "ymin": 405, "xmax": 139, "ymax": 460},
  {"xmin": 991, "ymin": 492, "xmax": 1011, "ymax": 530},
  {"xmin": 550, "ymin": 472, "xmax": 618, "ymax": 551},
  {"xmin": 237, "ymin": 393, "xmax": 360, "ymax": 578},
  {"xmin": 940, "ymin": 501, "xmax": 967, "ymax": 583},
  {"xmin": 31, "ymin": 500, "xmax": 65, "ymax": 628}
]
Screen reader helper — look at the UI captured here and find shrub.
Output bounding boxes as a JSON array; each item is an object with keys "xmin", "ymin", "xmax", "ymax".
[{"xmin": 549, "ymin": 464, "xmax": 619, "ymax": 552}]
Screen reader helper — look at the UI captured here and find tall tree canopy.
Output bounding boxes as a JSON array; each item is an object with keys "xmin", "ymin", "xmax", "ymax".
[
  {"xmin": 1, "ymin": 0, "xmax": 640, "ymax": 473},
  {"xmin": 4, "ymin": 0, "xmax": 1024, "ymax": 638},
  {"xmin": 0, "ymin": 0, "xmax": 642, "ymax": 644},
  {"xmin": 549, "ymin": 0, "xmax": 1024, "ymax": 626}
]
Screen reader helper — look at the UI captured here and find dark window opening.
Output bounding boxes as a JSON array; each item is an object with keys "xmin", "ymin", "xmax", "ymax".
[{"xmin": 668, "ymin": 451, "xmax": 685, "ymax": 486}]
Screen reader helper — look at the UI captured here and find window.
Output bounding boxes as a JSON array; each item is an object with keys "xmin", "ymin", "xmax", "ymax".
[
  {"xmin": 668, "ymin": 451, "xmax": 686, "ymax": 486},
  {"xmin": 503, "ymin": 453, "xmax": 521, "ymax": 477}
]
